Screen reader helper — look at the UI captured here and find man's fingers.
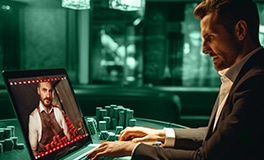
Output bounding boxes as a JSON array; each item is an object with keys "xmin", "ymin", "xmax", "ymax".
[
  {"xmin": 119, "ymin": 128, "xmax": 149, "ymax": 141},
  {"xmin": 87, "ymin": 144, "xmax": 106, "ymax": 158},
  {"xmin": 131, "ymin": 136, "xmax": 149, "ymax": 143}
]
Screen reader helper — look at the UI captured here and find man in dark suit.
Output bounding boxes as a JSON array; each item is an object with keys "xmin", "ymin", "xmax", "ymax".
[{"xmin": 87, "ymin": 0, "xmax": 264, "ymax": 159}]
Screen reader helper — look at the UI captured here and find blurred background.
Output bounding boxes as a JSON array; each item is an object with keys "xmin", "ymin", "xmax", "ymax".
[{"xmin": 0, "ymin": 0, "xmax": 264, "ymax": 127}]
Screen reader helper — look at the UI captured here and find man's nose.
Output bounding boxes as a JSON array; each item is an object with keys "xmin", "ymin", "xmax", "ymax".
[
  {"xmin": 202, "ymin": 43, "xmax": 211, "ymax": 54},
  {"xmin": 46, "ymin": 93, "xmax": 51, "ymax": 97}
]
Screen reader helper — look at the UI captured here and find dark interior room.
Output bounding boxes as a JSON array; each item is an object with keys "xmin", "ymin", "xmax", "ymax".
[{"xmin": 0, "ymin": 0, "xmax": 264, "ymax": 159}]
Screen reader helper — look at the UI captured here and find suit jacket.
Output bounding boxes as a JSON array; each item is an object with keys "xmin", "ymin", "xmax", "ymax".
[{"xmin": 132, "ymin": 48, "xmax": 264, "ymax": 160}]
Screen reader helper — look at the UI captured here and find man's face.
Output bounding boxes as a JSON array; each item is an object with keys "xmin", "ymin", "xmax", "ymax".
[
  {"xmin": 37, "ymin": 82, "xmax": 53, "ymax": 108},
  {"xmin": 201, "ymin": 13, "xmax": 241, "ymax": 71}
]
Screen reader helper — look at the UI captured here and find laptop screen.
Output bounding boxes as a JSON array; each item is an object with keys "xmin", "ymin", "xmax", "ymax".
[{"xmin": 2, "ymin": 68, "xmax": 93, "ymax": 160}]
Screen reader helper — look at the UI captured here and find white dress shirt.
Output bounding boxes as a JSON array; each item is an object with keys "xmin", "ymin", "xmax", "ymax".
[
  {"xmin": 213, "ymin": 68, "xmax": 232, "ymax": 130},
  {"xmin": 28, "ymin": 101, "xmax": 70, "ymax": 152}
]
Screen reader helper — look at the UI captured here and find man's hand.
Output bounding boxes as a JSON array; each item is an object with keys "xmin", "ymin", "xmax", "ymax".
[
  {"xmin": 119, "ymin": 126, "xmax": 165, "ymax": 143},
  {"xmin": 86, "ymin": 141, "xmax": 136, "ymax": 160}
]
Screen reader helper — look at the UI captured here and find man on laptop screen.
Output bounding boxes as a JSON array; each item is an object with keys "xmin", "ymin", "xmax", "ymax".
[
  {"xmin": 3, "ymin": 70, "xmax": 92, "ymax": 160},
  {"xmin": 28, "ymin": 78, "xmax": 71, "ymax": 156}
]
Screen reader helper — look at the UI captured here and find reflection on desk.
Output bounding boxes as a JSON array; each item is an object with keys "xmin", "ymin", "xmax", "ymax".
[{"xmin": 0, "ymin": 117, "xmax": 187, "ymax": 160}]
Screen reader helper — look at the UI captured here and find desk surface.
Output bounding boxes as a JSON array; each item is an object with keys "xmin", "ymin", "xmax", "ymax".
[{"xmin": 0, "ymin": 118, "xmax": 186, "ymax": 160}]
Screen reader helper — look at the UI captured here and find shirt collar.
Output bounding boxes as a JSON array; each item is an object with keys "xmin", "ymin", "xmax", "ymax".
[
  {"xmin": 39, "ymin": 101, "xmax": 53, "ymax": 114},
  {"xmin": 218, "ymin": 68, "xmax": 231, "ymax": 84},
  {"xmin": 221, "ymin": 46, "xmax": 262, "ymax": 82}
]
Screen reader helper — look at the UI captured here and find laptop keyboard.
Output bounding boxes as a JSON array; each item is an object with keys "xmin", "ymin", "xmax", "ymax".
[
  {"xmin": 79, "ymin": 155, "xmax": 130, "ymax": 160},
  {"xmin": 62, "ymin": 143, "xmax": 124, "ymax": 160},
  {"xmin": 79, "ymin": 156, "xmax": 114, "ymax": 160}
]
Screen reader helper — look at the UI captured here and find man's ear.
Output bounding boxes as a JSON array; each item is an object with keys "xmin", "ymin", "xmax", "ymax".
[
  {"xmin": 234, "ymin": 20, "xmax": 247, "ymax": 40},
  {"xmin": 37, "ymin": 87, "xmax": 40, "ymax": 95}
]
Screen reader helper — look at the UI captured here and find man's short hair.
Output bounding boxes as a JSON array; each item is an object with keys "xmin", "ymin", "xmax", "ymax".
[{"xmin": 194, "ymin": 0, "xmax": 259, "ymax": 40}]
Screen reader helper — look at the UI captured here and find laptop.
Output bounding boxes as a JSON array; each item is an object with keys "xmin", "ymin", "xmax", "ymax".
[{"xmin": 1, "ymin": 68, "xmax": 115, "ymax": 160}]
